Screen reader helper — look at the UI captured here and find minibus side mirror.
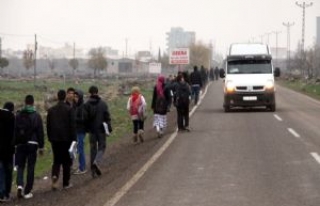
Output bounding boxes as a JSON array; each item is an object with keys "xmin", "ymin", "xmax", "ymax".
[
  {"xmin": 219, "ymin": 69, "xmax": 226, "ymax": 78},
  {"xmin": 274, "ymin": 67, "xmax": 280, "ymax": 77}
]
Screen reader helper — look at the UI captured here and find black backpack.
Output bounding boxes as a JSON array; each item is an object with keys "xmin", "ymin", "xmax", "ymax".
[
  {"xmin": 15, "ymin": 112, "xmax": 34, "ymax": 145},
  {"xmin": 176, "ymin": 84, "xmax": 190, "ymax": 106},
  {"xmin": 155, "ymin": 96, "xmax": 167, "ymax": 114}
]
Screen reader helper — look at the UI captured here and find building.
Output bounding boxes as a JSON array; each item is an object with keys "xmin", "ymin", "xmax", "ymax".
[
  {"xmin": 166, "ymin": 27, "xmax": 195, "ymax": 51},
  {"xmin": 317, "ymin": 16, "xmax": 320, "ymax": 47}
]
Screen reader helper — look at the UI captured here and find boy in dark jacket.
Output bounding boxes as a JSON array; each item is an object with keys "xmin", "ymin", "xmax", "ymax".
[
  {"xmin": 175, "ymin": 75, "xmax": 191, "ymax": 131},
  {"xmin": 84, "ymin": 86, "xmax": 112, "ymax": 178},
  {"xmin": 0, "ymin": 102, "xmax": 15, "ymax": 202},
  {"xmin": 189, "ymin": 66, "xmax": 203, "ymax": 105},
  {"xmin": 73, "ymin": 90, "xmax": 88, "ymax": 175},
  {"xmin": 14, "ymin": 95, "xmax": 44, "ymax": 199},
  {"xmin": 47, "ymin": 90, "xmax": 76, "ymax": 190}
]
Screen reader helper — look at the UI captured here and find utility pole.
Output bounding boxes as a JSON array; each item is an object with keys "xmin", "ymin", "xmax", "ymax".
[
  {"xmin": 273, "ymin": 31, "xmax": 281, "ymax": 67},
  {"xmin": 283, "ymin": 22, "xmax": 295, "ymax": 73},
  {"xmin": 296, "ymin": 1, "xmax": 313, "ymax": 53},
  {"xmin": 260, "ymin": 35, "xmax": 264, "ymax": 43},
  {"xmin": 296, "ymin": 1, "xmax": 313, "ymax": 77},
  {"xmin": 34, "ymin": 34, "xmax": 37, "ymax": 86},
  {"xmin": 265, "ymin": 32, "xmax": 273, "ymax": 45}
]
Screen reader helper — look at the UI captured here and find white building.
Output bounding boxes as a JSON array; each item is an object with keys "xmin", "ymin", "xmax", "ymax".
[{"xmin": 166, "ymin": 27, "xmax": 195, "ymax": 51}]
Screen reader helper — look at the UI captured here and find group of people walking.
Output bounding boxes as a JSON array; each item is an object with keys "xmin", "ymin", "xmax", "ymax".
[
  {"xmin": 0, "ymin": 85, "xmax": 112, "ymax": 202},
  {"xmin": 0, "ymin": 68, "xmax": 209, "ymax": 202}
]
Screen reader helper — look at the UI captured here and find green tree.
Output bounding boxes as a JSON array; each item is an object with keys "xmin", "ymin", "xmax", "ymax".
[
  {"xmin": 69, "ymin": 58, "xmax": 79, "ymax": 77},
  {"xmin": 23, "ymin": 49, "xmax": 34, "ymax": 71},
  {"xmin": 88, "ymin": 47, "xmax": 107, "ymax": 78},
  {"xmin": 0, "ymin": 57, "xmax": 9, "ymax": 75}
]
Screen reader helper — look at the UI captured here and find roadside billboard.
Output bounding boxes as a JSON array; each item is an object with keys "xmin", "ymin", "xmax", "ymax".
[
  {"xmin": 149, "ymin": 62, "xmax": 161, "ymax": 74},
  {"xmin": 169, "ymin": 48, "xmax": 190, "ymax": 65}
]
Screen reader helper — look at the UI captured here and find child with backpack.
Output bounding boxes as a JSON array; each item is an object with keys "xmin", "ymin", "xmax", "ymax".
[
  {"xmin": 127, "ymin": 86, "xmax": 147, "ymax": 143},
  {"xmin": 14, "ymin": 95, "xmax": 44, "ymax": 199}
]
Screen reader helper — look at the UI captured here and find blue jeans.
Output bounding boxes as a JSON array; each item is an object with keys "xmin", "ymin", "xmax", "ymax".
[
  {"xmin": 15, "ymin": 144, "xmax": 38, "ymax": 195},
  {"xmin": 77, "ymin": 132, "xmax": 86, "ymax": 171},
  {"xmin": 191, "ymin": 85, "xmax": 201, "ymax": 105}
]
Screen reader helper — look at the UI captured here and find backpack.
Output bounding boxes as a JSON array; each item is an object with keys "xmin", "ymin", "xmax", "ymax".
[
  {"xmin": 155, "ymin": 96, "xmax": 167, "ymax": 114},
  {"xmin": 130, "ymin": 95, "xmax": 141, "ymax": 116},
  {"xmin": 15, "ymin": 112, "xmax": 34, "ymax": 145},
  {"xmin": 176, "ymin": 84, "xmax": 190, "ymax": 106}
]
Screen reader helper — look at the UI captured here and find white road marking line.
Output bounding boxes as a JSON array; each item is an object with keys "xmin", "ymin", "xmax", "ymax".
[
  {"xmin": 273, "ymin": 114, "xmax": 283, "ymax": 122},
  {"xmin": 104, "ymin": 83, "xmax": 211, "ymax": 206},
  {"xmin": 311, "ymin": 153, "xmax": 320, "ymax": 165},
  {"xmin": 104, "ymin": 130, "xmax": 178, "ymax": 206},
  {"xmin": 190, "ymin": 82, "xmax": 210, "ymax": 116},
  {"xmin": 288, "ymin": 128, "xmax": 301, "ymax": 139}
]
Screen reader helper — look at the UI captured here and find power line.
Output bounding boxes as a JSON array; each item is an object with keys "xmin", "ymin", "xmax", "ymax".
[
  {"xmin": 37, "ymin": 35, "xmax": 66, "ymax": 45},
  {"xmin": 0, "ymin": 32, "xmax": 33, "ymax": 37}
]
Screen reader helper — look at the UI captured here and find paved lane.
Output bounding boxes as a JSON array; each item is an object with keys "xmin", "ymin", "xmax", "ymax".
[{"xmin": 111, "ymin": 81, "xmax": 320, "ymax": 206}]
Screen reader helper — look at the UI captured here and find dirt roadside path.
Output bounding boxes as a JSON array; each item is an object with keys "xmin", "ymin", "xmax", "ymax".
[{"xmin": 9, "ymin": 107, "xmax": 179, "ymax": 206}]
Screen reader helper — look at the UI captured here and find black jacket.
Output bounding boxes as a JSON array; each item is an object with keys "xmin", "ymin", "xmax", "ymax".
[
  {"xmin": 84, "ymin": 95, "xmax": 112, "ymax": 134},
  {"xmin": 75, "ymin": 90, "xmax": 88, "ymax": 133},
  {"xmin": 151, "ymin": 84, "xmax": 171, "ymax": 115},
  {"xmin": 47, "ymin": 101, "xmax": 76, "ymax": 142},
  {"xmin": 190, "ymin": 69, "xmax": 203, "ymax": 87},
  {"xmin": 0, "ymin": 109, "xmax": 15, "ymax": 160},
  {"xmin": 14, "ymin": 107, "xmax": 45, "ymax": 149},
  {"xmin": 175, "ymin": 81, "xmax": 191, "ymax": 108}
]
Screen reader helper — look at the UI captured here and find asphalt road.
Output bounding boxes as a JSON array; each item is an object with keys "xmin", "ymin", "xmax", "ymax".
[{"xmin": 111, "ymin": 81, "xmax": 320, "ymax": 206}]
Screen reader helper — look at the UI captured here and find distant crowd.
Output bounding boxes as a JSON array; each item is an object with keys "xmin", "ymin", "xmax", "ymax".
[{"xmin": 0, "ymin": 65, "xmax": 218, "ymax": 203}]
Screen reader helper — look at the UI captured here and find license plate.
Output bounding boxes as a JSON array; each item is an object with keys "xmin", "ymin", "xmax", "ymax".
[{"xmin": 243, "ymin": 96, "xmax": 257, "ymax": 101}]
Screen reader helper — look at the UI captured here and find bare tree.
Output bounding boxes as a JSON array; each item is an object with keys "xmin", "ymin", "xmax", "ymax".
[
  {"xmin": 189, "ymin": 42, "xmax": 210, "ymax": 69},
  {"xmin": 48, "ymin": 58, "xmax": 55, "ymax": 72},
  {"xmin": 88, "ymin": 47, "xmax": 107, "ymax": 78},
  {"xmin": 160, "ymin": 52, "xmax": 170, "ymax": 69},
  {"xmin": 69, "ymin": 58, "xmax": 79, "ymax": 77},
  {"xmin": 23, "ymin": 49, "xmax": 34, "ymax": 71}
]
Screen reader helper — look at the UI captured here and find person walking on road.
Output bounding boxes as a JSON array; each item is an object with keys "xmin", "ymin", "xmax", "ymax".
[
  {"xmin": 84, "ymin": 86, "xmax": 112, "ymax": 178},
  {"xmin": 127, "ymin": 86, "xmax": 147, "ymax": 143},
  {"xmin": 47, "ymin": 90, "xmax": 76, "ymax": 190},
  {"xmin": 0, "ymin": 102, "xmax": 15, "ymax": 202},
  {"xmin": 214, "ymin": 67, "xmax": 220, "ymax": 80},
  {"xmin": 189, "ymin": 66, "xmax": 203, "ymax": 105},
  {"xmin": 174, "ymin": 75, "xmax": 191, "ymax": 132},
  {"xmin": 14, "ymin": 95, "xmax": 44, "ymax": 199},
  {"xmin": 151, "ymin": 75, "xmax": 171, "ymax": 138},
  {"xmin": 73, "ymin": 90, "xmax": 88, "ymax": 175}
]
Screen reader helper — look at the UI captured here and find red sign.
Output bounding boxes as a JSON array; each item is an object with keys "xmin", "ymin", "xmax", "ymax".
[{"xmin": 169, "ymin": 48, "xmax": 190, "ymax": 65}]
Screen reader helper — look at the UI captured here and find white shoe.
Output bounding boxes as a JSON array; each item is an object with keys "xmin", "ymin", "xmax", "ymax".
[
  {"xmin": 17, "ymin": 186, "xmax": 23, "ymax": 199},
  {"xmin": 156, "ymin": 125, "xmax": 160, "ymax": 133},
  {"xmin": 24, "ymin": 193, "xmax": 33, "ymax": 199}
]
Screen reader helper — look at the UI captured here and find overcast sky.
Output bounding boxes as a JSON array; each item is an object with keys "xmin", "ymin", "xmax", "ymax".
[{"xmin": 0, "ymin": 0, "xmax": 319, "ymax": 55}]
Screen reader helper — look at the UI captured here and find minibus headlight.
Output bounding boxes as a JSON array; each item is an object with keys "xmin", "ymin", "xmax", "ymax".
[
  {"xmin": 226, "ymin": 81, "xmax": 235, "ymax": 93},
  {"xmin": 265, "ymin": 80, "xmax": 274, "ymax": 90}
]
